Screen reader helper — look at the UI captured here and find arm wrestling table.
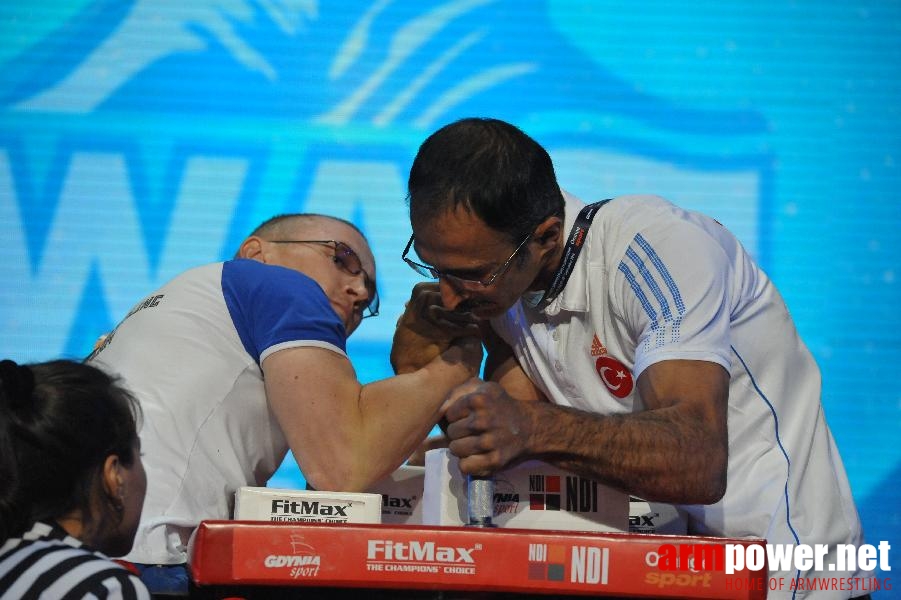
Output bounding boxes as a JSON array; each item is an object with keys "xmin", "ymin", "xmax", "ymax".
[{"xmin": 189, "ymin": 521, "xmax": 767, "ymax": 599}]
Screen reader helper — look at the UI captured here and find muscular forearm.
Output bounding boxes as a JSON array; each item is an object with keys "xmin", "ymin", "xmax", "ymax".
[
  {"xmin": 445, "ymin": 360, "xmax": 728, "ymax": 505},
  {"xmin": 523, "ymin": 401, "xmax": 727, "ymax": 505},
  {"xmin": 306, "ymin": 344, "xmax": 479, "ymax": 492},
  {"xmin": 350, "ymin": 348, "xmax": 478, "ymax": 487},
  {"xmin": 266, "ymin": 343, "xmax": 480, "ymax": 494}
]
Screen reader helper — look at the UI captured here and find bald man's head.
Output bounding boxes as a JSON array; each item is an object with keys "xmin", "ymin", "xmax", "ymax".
[
  {"xmin": 238, "ymin": 213, "xmax": 377, "ymax": 336},
  {"xmin": 249, "ymin": 214, "xmax": 365, "ymax": 241}
]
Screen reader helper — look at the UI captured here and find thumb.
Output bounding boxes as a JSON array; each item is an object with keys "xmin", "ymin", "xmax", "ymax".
[{"xmin": 442, "ymin": 377, "xmax": 485, "ymax": 417}]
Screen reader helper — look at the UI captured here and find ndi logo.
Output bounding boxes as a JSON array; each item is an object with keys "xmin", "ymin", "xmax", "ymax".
[
  {"xmin": 529, "ymin": 475, "xmax": 562, "ymax": 510},
  {"xmin": 571, "ymin": 546, "xmax": 610, "ymax": 585},
  {"xmin": 528, "ymin": 475, "xmax": 599, "ymax": 512},
  {"xmin": 528, "ymin": 543, "xmax": 610, "ymax": 585},
  {"xmin": 528, "ymin": 543, "xmax": 566, "ymax": 581}
]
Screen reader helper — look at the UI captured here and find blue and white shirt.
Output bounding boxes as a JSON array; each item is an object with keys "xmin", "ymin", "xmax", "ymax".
[
  {"xmin": 491, "ymin": 193, "xmax": 864, "ymax": 597},
  {"xmin": 90, "ymin": 259, "xmax": 346, "ymax": 565}
]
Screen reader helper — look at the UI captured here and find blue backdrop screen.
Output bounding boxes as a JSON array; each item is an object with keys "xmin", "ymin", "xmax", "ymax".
[{"xmin": 1, "ymin": 0, "xmax": 898, "ymax": 580}]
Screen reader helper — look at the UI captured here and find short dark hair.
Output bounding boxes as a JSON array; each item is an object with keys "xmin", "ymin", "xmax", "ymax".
[
  {"xmin": 0, "ymin": 359, "xmax": 141, "ymax": 541},
  {"xmin": 407, "ymin": 118, "xmax": 565, "ymax": 243}
]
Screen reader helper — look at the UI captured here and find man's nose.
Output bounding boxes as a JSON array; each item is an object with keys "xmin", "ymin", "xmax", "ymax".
[
  {"xmin": 438, "ymin": 277, "xmax": 468, "ymax": 311},
  {"xmin": 346, "ymin": 274, "xmax": 369, "ymax": 303}
]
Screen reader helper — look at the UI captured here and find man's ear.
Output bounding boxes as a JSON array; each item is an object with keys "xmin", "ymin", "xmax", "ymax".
[
  {"xmin": 237, "ymin": 236, "xmax": 266, "ymax": 262},
  {"xmin": 532, "ymin": 215, "xmax": 563, "ymax": 254}
]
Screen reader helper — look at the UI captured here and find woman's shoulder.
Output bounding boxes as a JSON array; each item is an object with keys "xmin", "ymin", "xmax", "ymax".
[{"xmin": 1, "ymin": 523, "xmax": 150, "ymax": 599}]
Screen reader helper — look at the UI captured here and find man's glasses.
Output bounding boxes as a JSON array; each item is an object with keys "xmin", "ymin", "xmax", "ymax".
[
  {"xmin": 401, "ymin": 233, "xmax": 531, "ymax": 288},
  {"xmin": 268, "ymin": 240, "xmax": 379, "ymax": 318}
]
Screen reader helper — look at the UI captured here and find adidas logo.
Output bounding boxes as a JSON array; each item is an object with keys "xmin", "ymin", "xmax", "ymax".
[{"xmin": 591, "ymin": 334, "xmax": 607, "ymax": 357}]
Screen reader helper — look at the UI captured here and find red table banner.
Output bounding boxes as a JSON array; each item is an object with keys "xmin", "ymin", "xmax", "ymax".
[{"xmin": 191, "ymin": 521, "xmax": 767, "ymax": 598}]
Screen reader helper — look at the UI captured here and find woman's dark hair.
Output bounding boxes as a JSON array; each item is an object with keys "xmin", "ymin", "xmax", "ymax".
[
  {"xmin": 407, "ymin": 117, "xmax": 565, "ymax": 244},
  {"xmin": 0, "ymin": 359, "xmax": 141, "ymax": 541}
]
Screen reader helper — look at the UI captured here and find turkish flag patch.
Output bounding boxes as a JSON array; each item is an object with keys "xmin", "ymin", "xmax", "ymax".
[{"xmin": 595, "ymin": 356, "xmax": 634, "ymax": 398}]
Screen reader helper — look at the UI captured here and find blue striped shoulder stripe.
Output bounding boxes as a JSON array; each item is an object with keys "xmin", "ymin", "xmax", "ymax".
[{"xmin": 618, "ymin": 233, "xmax": 686, "ymax": 349}]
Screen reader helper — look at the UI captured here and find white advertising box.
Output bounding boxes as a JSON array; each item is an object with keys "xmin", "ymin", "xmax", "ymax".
[
  {"xmin": 233, "ymin": 486, "xmax": 382, "ymax": 524},
  {"xmin": 628, "ymin": 497, "xmax": 688, "ymax": 535},
  {"xmin": 365, "ymin": 465, "xmax": 425, "ymax": 525},
  {"xmin": 423, "ymin": 448, "xmax": 628, "ymax": 532}
]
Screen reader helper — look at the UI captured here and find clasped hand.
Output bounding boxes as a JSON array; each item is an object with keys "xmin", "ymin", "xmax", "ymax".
[
  {"xmin": 390, "ymin": 282, "xmax": 482, "ymax": 374},
  {"xmin": 442, "ymin": 379, "xmax": 534, "ymax": 477}
]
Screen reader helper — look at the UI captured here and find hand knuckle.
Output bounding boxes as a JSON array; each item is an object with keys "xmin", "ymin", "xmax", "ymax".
[{"xmin": 478, "ymin": 432, "xmax": 495, "ymax": 451}]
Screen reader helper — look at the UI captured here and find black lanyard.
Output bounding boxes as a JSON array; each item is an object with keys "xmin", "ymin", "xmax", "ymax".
[{"xmin": 537, "ymin": 199, "xmax": 610, "ymax": 307}]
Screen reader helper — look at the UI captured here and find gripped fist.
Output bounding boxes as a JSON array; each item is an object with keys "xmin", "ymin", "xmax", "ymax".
[
  {"xmin": 390, "ymin": 282, "xmax": 481, "ymax": 374},
  {"xmin": 443, "ymin": 379, "xmax": 534, "ymax": 477}
]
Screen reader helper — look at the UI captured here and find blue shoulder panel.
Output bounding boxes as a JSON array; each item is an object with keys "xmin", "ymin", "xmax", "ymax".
[{"xmin": 221, "ymin": 259, "xmax": 347, "ymax": 364}]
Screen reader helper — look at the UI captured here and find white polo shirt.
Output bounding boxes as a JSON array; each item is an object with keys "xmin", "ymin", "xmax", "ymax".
[
  {"xmin": 90, "ymin": 259, "xmax": 347, "ymax": 565},
  {"xmin": 491, "ymin": 193, "xmax": 864, "ymax": 596}
]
